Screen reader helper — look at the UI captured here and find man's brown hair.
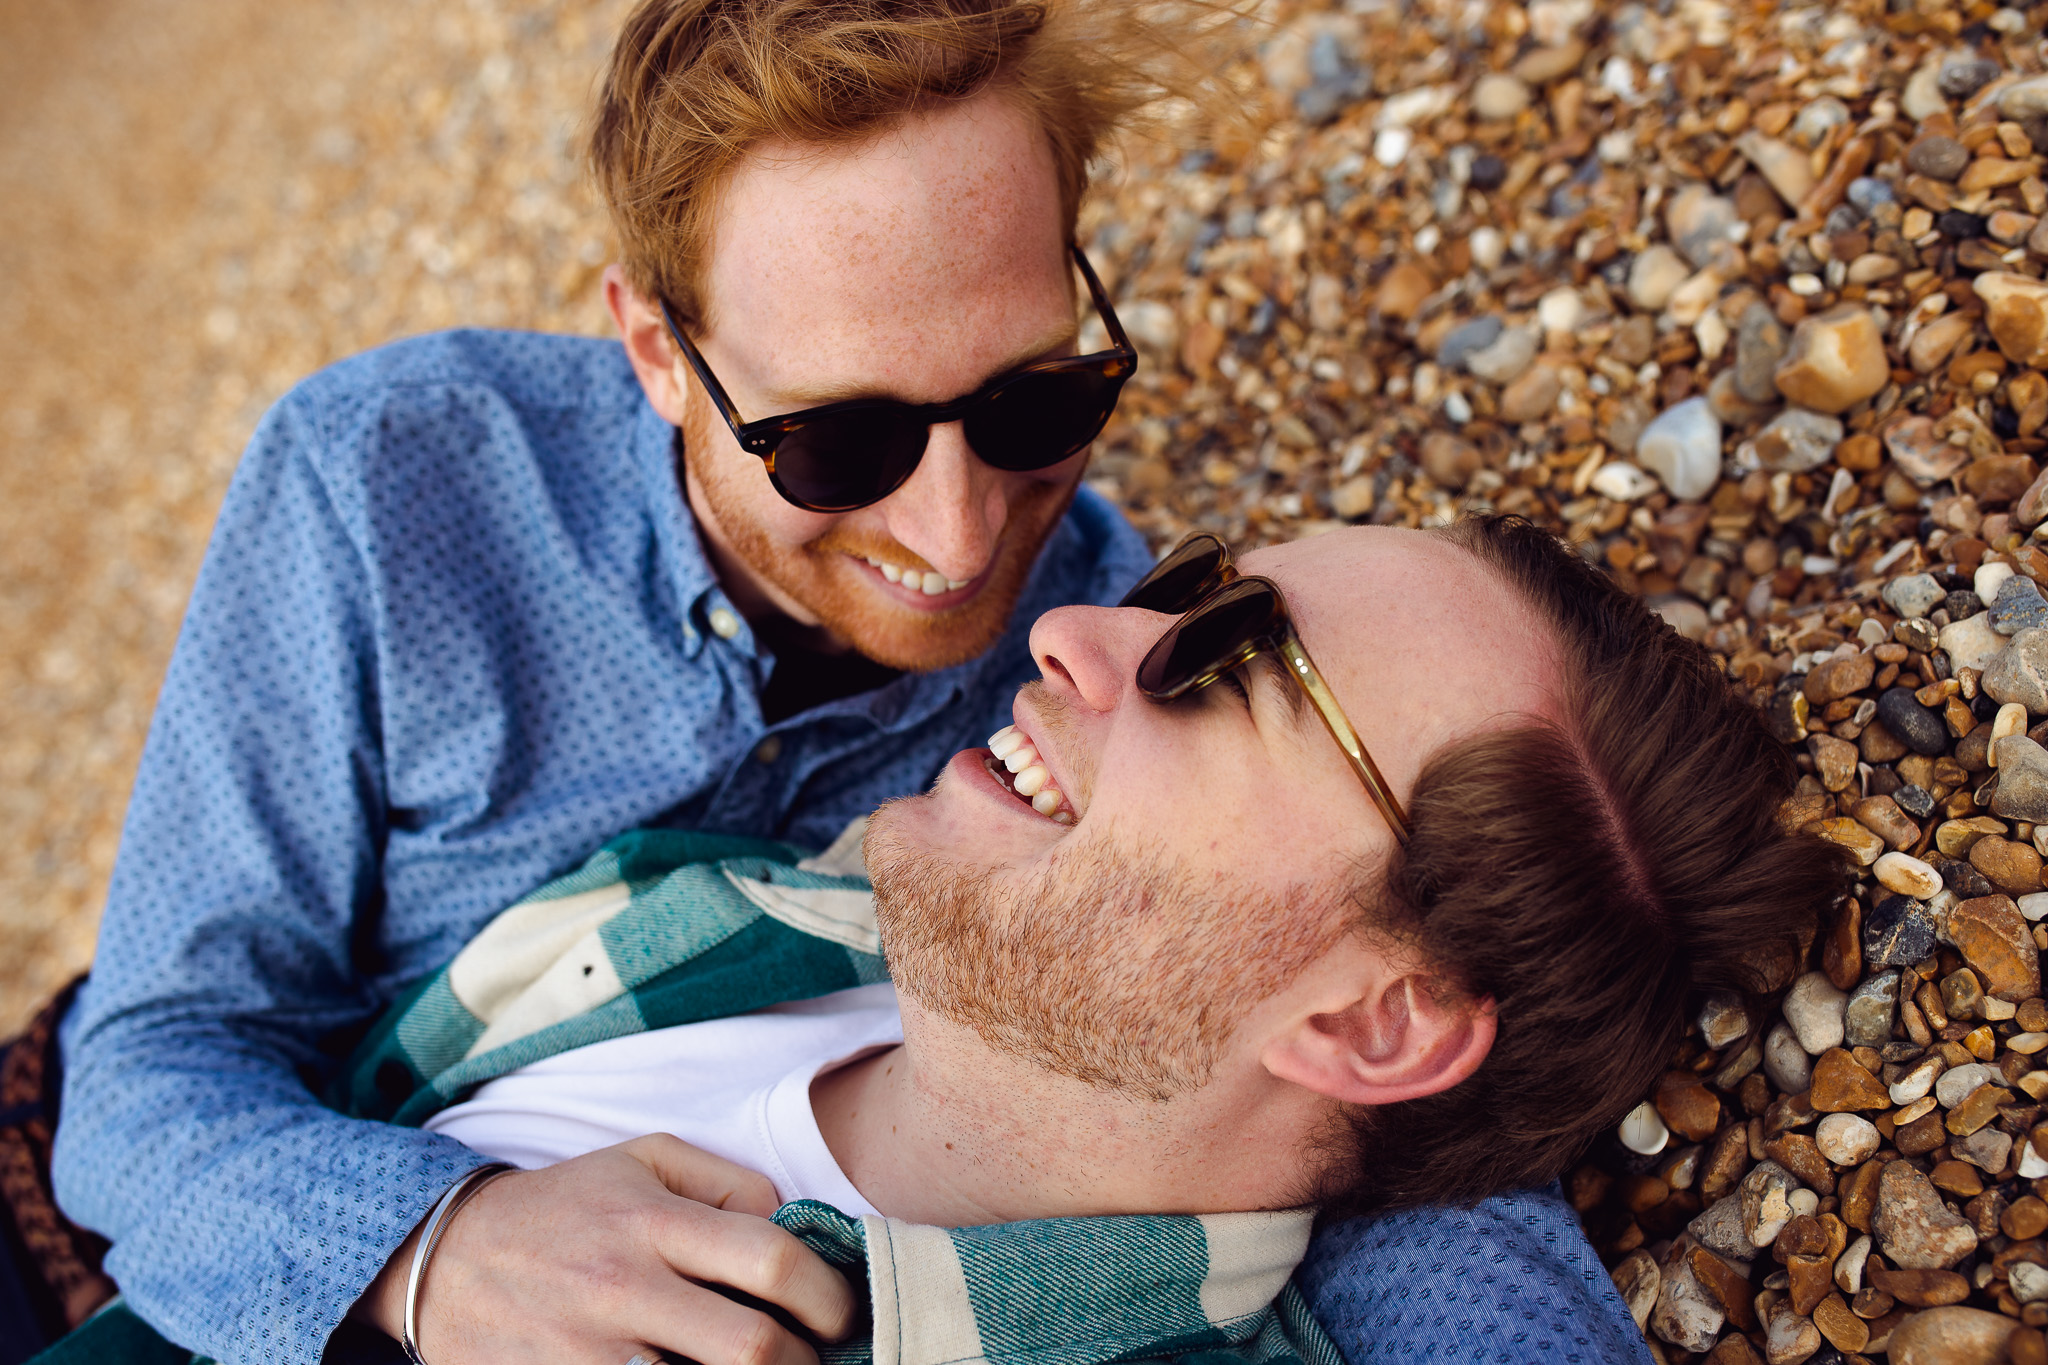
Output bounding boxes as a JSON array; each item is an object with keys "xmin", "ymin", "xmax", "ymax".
[
  {"xmin": 588, "ymin": 0, "xmax": 1180, "ymax": 332},
  {"xmin": 1324, "ymin": 515, "xmax": 1851, "ymax": 1213}
]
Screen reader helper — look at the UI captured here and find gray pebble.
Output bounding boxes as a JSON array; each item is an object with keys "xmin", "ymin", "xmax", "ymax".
[
  {"xmin": 1876, "ymin": 687, "xmax": 1950, "ymax": 757},
  {"xmin": 1436, "ymin": 315, "xmax": 1504, "ymax": 370},
  {"xmin": 1763, "ymin": 1020, "xmax": 1813, "ymax": 1094},
  {"xmin": 1864, "ymin": 894, "xmax": 1938, "ymax": 966},
  {"xmin": 1883, "ymin": 572, "xmax": 1946, "ymax": 620},
  {"xmin": 1845, "ymin": 971, "xmax": 1900, "ymax": 1048},
  {"xmin": 1993, "ymin": 575, "xmax": 2048, "ymax": 635}
]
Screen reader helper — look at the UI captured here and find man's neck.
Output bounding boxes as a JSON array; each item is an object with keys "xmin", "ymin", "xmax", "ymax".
[{"xmin": 810, "ymin": 1001, "xmax": 1324, "ymax": 1227}]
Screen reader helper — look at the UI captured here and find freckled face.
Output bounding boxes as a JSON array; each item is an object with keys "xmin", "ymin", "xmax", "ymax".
[{"xmin": 681, "ymin": 89, "xmax": 1086, "ymax": 671}]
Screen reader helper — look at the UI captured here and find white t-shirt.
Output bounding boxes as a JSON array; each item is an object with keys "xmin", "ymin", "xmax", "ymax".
[{"xmin": 426, "ymin": 982, "xmax": 902, "ymax": 1217}]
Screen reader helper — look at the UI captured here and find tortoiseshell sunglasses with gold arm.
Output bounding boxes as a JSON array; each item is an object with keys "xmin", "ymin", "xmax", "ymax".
[{"xmin": 1118, "ymin": 532, "xmax": 1412, "ymax": 845}]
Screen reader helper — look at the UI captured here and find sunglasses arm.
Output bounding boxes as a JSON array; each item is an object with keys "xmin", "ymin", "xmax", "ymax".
[{"xmin": 1276, "ymin": 628, "xmax": 1414, "ymax": 846}]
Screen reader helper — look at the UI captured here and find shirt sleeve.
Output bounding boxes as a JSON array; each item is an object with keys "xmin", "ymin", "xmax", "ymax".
[
  {"xmin": 1293, "ymin": 1186, "xmax": 1654, "ymax": 1365},
  {"xmin": 51, "ymin": 388, "xmax": 494, "ymax": 1365}
]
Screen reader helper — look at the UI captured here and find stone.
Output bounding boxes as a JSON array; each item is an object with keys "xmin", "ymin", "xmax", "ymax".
[
  {"xmin": 1942, "ymin": 612, "xmax": 2008, "ymax": 674},
  {"xmin": 1497, "ymin": 364, "xmax": 1560, "ymax": 422},
  {"xmin": 1942, "ymin": 965, "xmax": 1986, "ymax": 1020},
  {"xmin": 1903, "ymin": 63, "xmax": 1951, "ymax": 121},
  {"xmin": 2000, "ymin": 74, "xmax": 2048, "ymax": 119},
  {"xmin": 2005, "ymin": 1195, "xmax": 2048, "ymax": 1239},
  {"xmin": 1765, "ymin": 1020, "xmax": 1815, "ymax": 1094},
  {"xmin": 1949, "ymin": 893, "xmax": 2043, "ymax": 1000},
  {"xmin": 1803, "ymin": 653, "xmax": 1877, "ymax": 704},
  {"xmin": 1965, "ymin": 455, "xmax": 2042, "ymax": 506},
  {"xmin": 1375, "ymin": 261, "xmax": 1434, "ymax": 319},
  {"xmin": 1691, "ymin": 1193, "xmax": 1758, "ymax": 1263},
  {"xmin": 1656, "ymin": 1070, "xmax": 1721, "ymax": 1142},
  {"xmin": 1815, "ymin": 1113, "xmax": 1880, "ymax": 1166},
  {"xmin": 1464, "ymin": 325, "xmax": 1537, "ymax": 384},
  {"xmin": 1864, "ymin": 894, "xmax": 1939, "ymax": 966},
  {"xmin": 1876, "ymin": 852, "xmax": 1943, "ymax": 899},
  {"xmin": 1812, "ymin": 1292, "xmax": 1867, "ymax": 1353},
  {"xmin": 1650, "ymin": 1239, "xmax": 1725, "ymax": 1352},
  {"xmin": 1885, "ymin": 1306, "xmax": 2020, "ymax": 1365},
  {"xmin": 1886, "ymin": 574, "xmax": 1948, "ymax": 620},
  {"xmin": 1637, "ymin": 397, "xmax": 1721, "ymax": 502},
  {"xmin": 1951, "ymin": 1125, "xmax": 2012, "ymax": 1174},
  {"xmin": 1908, "ymin": 134, "xmax": 1972, "ymax": 181},
  {"xmin": 1610, "ymin": 1249, "xmax": 1659, "ymax": 1330},
  {"xmin": 1764, "ymin": 1135, "xmax": 1835, "ymax": 1198},
  {"xmin": 1969, "ymin": 835, "xmax": 2044, "ymax": 896},
  {"xmin": 1994, "ymin": 737, "xmax": 2048, "ymax": 822},
  {"xmin": 1856, "ymin": 798, "xmax": 1920, "ymax": 851},
  {"xmin": 1692, "ymin": 1244, "xmax": 1762, "ymax": 1328},
  {"xmin": 1774, "ymin": 306, "xmax": 1890, "ymax": 413},
  {"xmin": 1892, "ymin": 1053, "xmax": 1946, "ymax": 1106},
  {"xmin": 1810, "ymin": 1047, "xmax": 1890, "ymax": 1111},
  {"xmin": 1936, "ymin": 1062, "xmax": 2001, "ymax": 1110},
  {"xmin": 1735, "ymin": 303, "xmax": 1790, "ymax": 405},
  {"xmin": 1737, "ymin": 131, "xmax": 1815, "ymax": 207},
  {"xmin": 1984, "ymin": 628, "xmax": 2048, "ymax": 714},
  {"xmin": 1536, "ymin": 287, "xmax": 1583, "ymax": 334},
  {"xmin": 1874, "ymin": 1159, "xmax": 1979, "ymax": 1269},
  {"xmin": 1976, "ymin": 272, "xmax": 2048, "ymax": 368},
  {"xmin": 1743, "ymin": 1160, "xmax": 1799, "ymax": 1248},
  {"xmin": 1628, "ymin": 244, "xmax": 1691, "ymax": 312},
  {"xmin": 1763, "ymin": 1303, "xmax": 1822, "ymax": 1363},
  {"xmin": 1435, "ymin": 316, "xmax": 1503, "ymax": 370},
  {"xmin": 1470, "ymin": 72, "xmax": 1531, "ymax": 121},
  {"xmin": 1618, "ymin": 1099, "xmax": 1670, "ymax": 1154},
  {"xmin": 1844, "ymin": 971, "xmax": 1900, "ymax": 1047},
  {"xmin": 1810, "ymin": 732, "xmax": 1860, "ymax": 791},
  {"xmin": 1754, "ymin": 408, "xmax": 1844, "ymax": 474},
  {"xmin": 1511, "ymin": 38, "xmax": 1583, "ymax": 85},
  {"xmin": 1867, "ymin": 1264, "xmax": 1972, "ymax": 1307},
  {"xmin": 1885, "ymin": 414, "xmax": 1971, "ymax": 487},
  {"xmin": 1910, "ymin": 312, "xmax": 1977, "ymax": 374},
  {"xmin": 1418, "ymin": 432, "xmax": 1482, "ymax": 490},
  {"xmin": 1995, "ymin": 577, "xmax": 2048, "ymax": 636},
  {"xmin": 1666, "ymin": 184, "xmax": 1740, "ymax": 269},
  {"xmin": 1785, "ymin": 970, "xmax": 1849, "ymax": 1053},
  {"xmin": 1940, "ymin": 54, "xmax": 2001, "ymax": 98}
]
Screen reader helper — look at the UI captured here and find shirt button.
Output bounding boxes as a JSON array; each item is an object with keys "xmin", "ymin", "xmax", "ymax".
[
  {"xmin": 708, "ymin": 607, "xmax": 741, "ymax": 640},
  {"xmin": 755, "ymin": 736, "xmax": 783, "ymax": 764}
]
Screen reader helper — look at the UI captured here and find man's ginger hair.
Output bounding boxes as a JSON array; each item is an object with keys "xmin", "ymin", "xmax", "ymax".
[{"xmin": 588, "ymin": 0, "xmax": 1176, "ymax": 334}]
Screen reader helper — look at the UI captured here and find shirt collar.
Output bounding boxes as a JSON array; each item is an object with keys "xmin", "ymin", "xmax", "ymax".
[{"xmin": 773, "ymin": 1201, "xmax": 1322, "ymax": 1365}]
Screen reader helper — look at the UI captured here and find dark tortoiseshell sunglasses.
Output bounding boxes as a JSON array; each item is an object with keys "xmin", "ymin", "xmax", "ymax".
[{"xmin": 1120, "ymin": 533, "xmax": 1412, "ymax": 845}]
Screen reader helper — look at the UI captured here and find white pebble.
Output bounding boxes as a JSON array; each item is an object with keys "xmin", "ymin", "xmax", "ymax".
[
  {"xmin": 1788, "ymin": 273, "xmax": 1823, "ymax": 296},
  {"xmin": 1788, "ymin": 1189, "xmax": 1819, "ymax": 1217},
  {"xmin": 1470, "ymin": 226, "xmax": 1506, "ymax": 271},
  {"xmin": 1590, "ymin": 463, "xmax": 1660, "ymax": 501},
  {"xmin": 1373, "ymin": 126, "xmax": 1413, "ymax": 168},
  {"xmin": 1874, "ymin": 851, "xmax": 1942, "ymax": 900},
  {"xmin": 2012, "ymin": 1032, "xmax": 2048, "ymax": 1054},
  {"xmin": 1537, "ymin": 286, "xmax": 1584, "ymax": 334},
  {"xmin": 2026, "ymin": 1144, "xmax": 2048, "ymax": 1179},
  {"xmin": 1814, "ymin": 1113, "xmax": 1880, "ymax": 1166},
  {"xmin": 1992, "ymin": 702, "xmax": 2031, "ymax": 766},
  {"xmin": 1636, "ymin": 397, "xmax": 1722, "ymax": 502},
  {"xmin": 1443, "ymin": 391, "xmax": 1473, "ymax": 423},
  {"xmin": 2018, "ymin": 892, "xmax": 2048, "ymax": 922},
  {"xmin": 1618, "ymin": 1100, "xmax": 1669, "ymax": 1155},
  {"xmin": 1977, "ymin": 560, "xmax": 2017, "ymax": 606}
]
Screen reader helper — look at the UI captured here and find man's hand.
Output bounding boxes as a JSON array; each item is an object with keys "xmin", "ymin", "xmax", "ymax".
[{"xmin": 353, "ymin": 1135, "xmax": 860, "ymax": 1365}]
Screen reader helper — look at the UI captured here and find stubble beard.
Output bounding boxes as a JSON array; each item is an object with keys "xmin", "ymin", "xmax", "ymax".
[
  {"xmin": 864, "ymin": 806, "xmax": 1348, "ymax": 1103},
  {"xmin": 681, "ymin": 394, "xmax": 1079, "ymax": 673}
]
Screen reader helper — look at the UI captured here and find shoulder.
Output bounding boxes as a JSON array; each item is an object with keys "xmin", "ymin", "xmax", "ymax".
[
  {"xmin": 291, "ymin": 328, "xmax": 636, "ymax": 416},
  {"xmin": 1295, "ymin": 1186, "xmax": 1650, "ymax": 1365}
]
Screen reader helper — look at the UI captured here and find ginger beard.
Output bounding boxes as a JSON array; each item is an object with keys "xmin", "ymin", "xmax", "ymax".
[
  {"xmin": 680, "ymin": 389, "xmax": 1081, "ymax": 673},
  {"xmin": 864, "ymin": 800, "xmax": 1350, "ymax": 1103}
]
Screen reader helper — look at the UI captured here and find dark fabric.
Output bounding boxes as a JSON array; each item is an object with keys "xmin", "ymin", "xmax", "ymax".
[
  {"xmin": 0, "ymin": 983, "xmax": 111, "ymax": 1358},
  {"xmin": 760, "ymin": 640, "xmax": 904, "ymax": 726},
  {"xmin": 24, "ymin": 1301, "xmax": 191, "ymax": 1365}
]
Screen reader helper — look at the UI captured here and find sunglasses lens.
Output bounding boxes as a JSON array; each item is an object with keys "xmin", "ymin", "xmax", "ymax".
[
  {"xmin": 1136, "ymin": 579, "xmax": 1281, "ymax": 698},
  {"xmin": 1119, "ymin": 536, "xmax": 1226, "ymax": 612},
  {"xmin": 772, "ymin": 410, "xmax": 930, "ymax": 512},
  {"xmin": 961, "ymin": 365, "xmax": 1123, "ymax": 473}
]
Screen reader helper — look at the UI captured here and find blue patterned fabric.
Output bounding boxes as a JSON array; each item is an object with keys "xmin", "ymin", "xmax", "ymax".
[
  {"xmin": 49, "ymin": 329, "xmax": 1152, "ymax": 1365},
  {"xmin": 1295, "ymin": 1187, "xmax": 1651, "ymax": 1364}
]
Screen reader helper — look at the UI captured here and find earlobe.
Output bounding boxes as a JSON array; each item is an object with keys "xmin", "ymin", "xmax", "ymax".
[{"xmin": 1261, "ymin": 978, "xmax": 1496, "ymax": 1107}]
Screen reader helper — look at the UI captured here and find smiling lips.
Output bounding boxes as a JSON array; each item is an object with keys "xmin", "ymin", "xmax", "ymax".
[
  {"xmin": 860, "ymin": 552, "xmax": 970, "ymax": 596},
  {"xmin": 986, "ymin": 724, "xmax": 1074, "ymax": 824}
]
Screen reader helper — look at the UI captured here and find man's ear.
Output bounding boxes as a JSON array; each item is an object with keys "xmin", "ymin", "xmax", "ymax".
[
  {"xmin": 604, "ymin": 264, "xmax": 691, "ymax": 427},
  {"xmin": 1259, "ymin": 974, "xmax": 1496, "ymax": 1107}
]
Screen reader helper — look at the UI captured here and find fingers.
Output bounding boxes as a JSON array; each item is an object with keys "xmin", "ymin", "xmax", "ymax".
[
  {"xmin": 624, "ymin": 1132, "xmax": 782, "ymax": 1218},
  {"xmin": 632, "ymin": 1277, "xmax": 827, "ymax": 1365},
  {"xmin": 646, "ymin": 1202, "xmax": 861, "ymax": 1343}
]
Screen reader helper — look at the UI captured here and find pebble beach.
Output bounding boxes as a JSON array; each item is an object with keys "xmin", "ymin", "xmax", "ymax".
[{"xmin": 16, "ymin": 0, "xmax": 2048, "ymax": 1358}]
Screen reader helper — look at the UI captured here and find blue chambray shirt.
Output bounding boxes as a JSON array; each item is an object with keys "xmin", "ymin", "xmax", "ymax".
[{"xmin": 49, "ymin": 328, "xmax": 1645, "ymax": 1364}]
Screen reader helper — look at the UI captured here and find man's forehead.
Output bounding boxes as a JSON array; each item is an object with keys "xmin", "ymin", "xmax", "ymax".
[
  {"xmin": 1244, "ymin": 528, "xmax": 1565, "ymax": 729},
  {"xmin": 700, "ymin": 90, "xmax": 1071, "ymax": 389}
]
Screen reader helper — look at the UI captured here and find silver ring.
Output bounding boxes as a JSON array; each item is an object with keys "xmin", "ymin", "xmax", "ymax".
[{"xmin": 624, "ymin": 1355, "xmax": 659, "ymax": 1365}]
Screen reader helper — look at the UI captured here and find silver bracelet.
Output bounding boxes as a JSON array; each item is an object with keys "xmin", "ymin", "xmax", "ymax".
[{"xmin": 401, "ymin": 1163, "xmax": 514, "ymax": 1365}]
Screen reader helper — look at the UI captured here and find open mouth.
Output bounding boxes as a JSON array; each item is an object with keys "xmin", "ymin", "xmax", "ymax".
[
  {"xmin": 985, "ymin": 724, "xmax": 1075, "ymax": 824},
  {"xmin": 857, "ymin": 553, "xmax": 970, "ymax": 597}
]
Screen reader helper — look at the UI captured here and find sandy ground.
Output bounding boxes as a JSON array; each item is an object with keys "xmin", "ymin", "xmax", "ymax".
[{"xmin": 0, "ymin": 0, "xmax": 630, "ymax": 1034}]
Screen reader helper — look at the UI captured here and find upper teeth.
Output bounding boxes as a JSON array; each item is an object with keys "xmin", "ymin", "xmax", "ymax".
[
  {"xmin": 987, "ymin": 726, "xmax": 1073, "ymax": 823},
  {"xmin": 864, "ymin": 557, "xmax": 967, "ymax": 596}
]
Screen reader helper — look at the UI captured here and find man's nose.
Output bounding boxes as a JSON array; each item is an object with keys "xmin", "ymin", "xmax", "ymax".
[
  {"xmin": 1028, "ymin": 601, "xmax": 1163, "ymax": 715},
  {"xmin": 877, "ymin": 421, "xmax": 1009, "ymax": 583}
]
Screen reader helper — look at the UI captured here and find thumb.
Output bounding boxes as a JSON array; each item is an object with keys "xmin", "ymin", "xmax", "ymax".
[{"xmin": 620, "ymin": 1133, "xmax": 784, "ymax": 1218}]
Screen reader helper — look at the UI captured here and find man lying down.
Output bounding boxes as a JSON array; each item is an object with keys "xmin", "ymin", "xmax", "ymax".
[{"xmin": 60, "ymin": 517, "xmax": 1848, "ymax": 1365}]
